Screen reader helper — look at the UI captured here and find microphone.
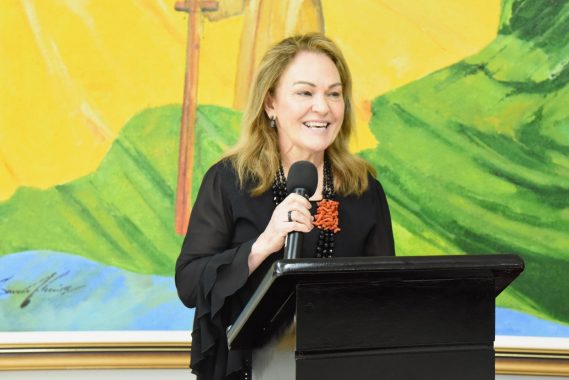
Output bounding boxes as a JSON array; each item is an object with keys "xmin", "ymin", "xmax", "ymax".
[{"xmin": 284, "ymin": 161, "xmax": 318, "ymax": 259}]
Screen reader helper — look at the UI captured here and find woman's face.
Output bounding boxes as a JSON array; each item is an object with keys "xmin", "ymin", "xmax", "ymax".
[{"xmin": 265, "ymin": 51, "xmax": 345, "ymax": 158}]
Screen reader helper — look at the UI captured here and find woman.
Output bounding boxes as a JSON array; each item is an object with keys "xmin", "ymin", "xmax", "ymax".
[{"xmin": 175, "ymin": 33, "xmax": 395, "ymax": 380}]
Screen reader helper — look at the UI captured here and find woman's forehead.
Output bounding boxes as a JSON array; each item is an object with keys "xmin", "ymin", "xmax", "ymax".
[{"xmin": 278, "ymin": 51, "xmax": 341, "ymax": 87}]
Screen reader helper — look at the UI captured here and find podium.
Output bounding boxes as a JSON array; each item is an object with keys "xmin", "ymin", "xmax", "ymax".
[{"xmin": 227, "ymin": 255, "xmax": 524, "ymax": 380}]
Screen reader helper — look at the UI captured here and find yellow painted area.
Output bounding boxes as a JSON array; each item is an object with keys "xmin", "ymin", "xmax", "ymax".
[
  {"xmin": 0, "ymin": 0, "xmax": 500, "ymax": 200},
  {"xmin": 323, "ymin": 0, "xmax": 501, "ymax": 150},
  {"xmin": 199, "ymin": 12, "xmax": 244, "ymax": 106},
  {"xmin": 1, "ymin": 0, "xmax": 185, "ymax": 199}
]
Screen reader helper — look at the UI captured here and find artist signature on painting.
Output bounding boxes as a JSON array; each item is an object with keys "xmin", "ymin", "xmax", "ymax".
[{"xmin": 0, "ymin": 271, "xmax": 85, "ymax": 309}]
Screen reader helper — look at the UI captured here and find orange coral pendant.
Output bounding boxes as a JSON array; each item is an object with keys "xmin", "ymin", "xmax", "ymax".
[{"xmin": 313, "ymin": 199, "xmax": 340, "ymax": 233}]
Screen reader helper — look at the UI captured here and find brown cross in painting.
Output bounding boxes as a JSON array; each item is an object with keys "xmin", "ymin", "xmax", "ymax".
[{"xmin": 174, "ymin": 0, "xmax": 219, "ymax": 235}]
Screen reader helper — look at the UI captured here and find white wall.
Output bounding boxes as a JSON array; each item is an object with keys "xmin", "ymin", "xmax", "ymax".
[
  {"xmin": 0, "ymin": 371, "xmax": 192, "ymax": 379},
  {"xmin": 0, "ymin": 369, "xmax": 196, "ymax": 380}
]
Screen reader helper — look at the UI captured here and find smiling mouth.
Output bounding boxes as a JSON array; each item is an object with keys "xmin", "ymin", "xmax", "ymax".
[{"xmin": 303, "ymin": 121, "xmax": 330, "ymax": 129}]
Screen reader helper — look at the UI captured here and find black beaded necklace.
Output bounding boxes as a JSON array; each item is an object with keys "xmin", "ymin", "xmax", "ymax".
[{"xmin": 272, "ymin": 157, "xmax": 337, "ymax": 258}]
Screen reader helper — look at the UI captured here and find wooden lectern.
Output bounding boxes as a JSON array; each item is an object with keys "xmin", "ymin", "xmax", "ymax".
[{"xmin": 227, "ymin": 255, "xmax": 524, "ymax": 380}]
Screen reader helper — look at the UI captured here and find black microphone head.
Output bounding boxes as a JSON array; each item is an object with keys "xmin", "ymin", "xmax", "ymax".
[{"xmin": 286, "ymin": 160, "xmax": 318, "ymax": 197}]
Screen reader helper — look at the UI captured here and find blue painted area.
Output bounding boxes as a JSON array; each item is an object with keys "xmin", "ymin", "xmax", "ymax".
[
  {"xmin": 496, "ymin": 307, "xmax": 569, "ymax": 337},
  {"xmin": 4, "ymin": 251, "xmax": 569, "ymax": 337},
  {"xmin": 0, "ymin": 251, "xmax": 193, "ymax": 331}
]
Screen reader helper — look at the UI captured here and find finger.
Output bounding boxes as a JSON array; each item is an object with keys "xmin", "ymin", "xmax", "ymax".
[
  {"xmin": 277, "ymin": 212, "xmax": 313, "ymax": 231},
  {"xmin": 277, "ymin": 198, "xmax": 312, "ymax": 218},
  {"xmin": 283, "ymin": 202, "xmax": 312, "ymax": 220},
  {"xmin": 285, "ymin": 208, "xmax": 314, "ymax": 226},
  {"xmin": 285, "ymin": 209, "xmax": 294, "ymax": 223},
  {"xmin": 293, "ymin": 210, "xmax": 314, "ymax": 226},
  {"xmin": 286, "ymin": 221, "xmax": 313, "ymax": 234},
  {"xmin": 294, "ymin": 207, "xmax": 313, "ymax": 223},
  {"xmin": 284, "ymin": 193, "xmax": 312, "ymax": 209}
]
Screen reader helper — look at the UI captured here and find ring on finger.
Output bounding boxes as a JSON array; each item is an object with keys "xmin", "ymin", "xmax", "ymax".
[{"xmin": 287, "ymin": 210, "xmax": 293, "ymax": 222}]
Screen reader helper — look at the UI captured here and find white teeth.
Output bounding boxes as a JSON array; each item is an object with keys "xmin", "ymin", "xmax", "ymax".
[{"xmin": 303, "ymin": 121, "xmax": 329, "ymax": 128}]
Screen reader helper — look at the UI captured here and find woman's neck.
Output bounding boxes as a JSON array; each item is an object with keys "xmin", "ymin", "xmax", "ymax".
[
  {"xmin": 281, "ymin": 151, "xmax": 325, "ymax": 201},
  {"xmin": 281, "ymin": 152, "xmax": 324, "ymax": 175}
]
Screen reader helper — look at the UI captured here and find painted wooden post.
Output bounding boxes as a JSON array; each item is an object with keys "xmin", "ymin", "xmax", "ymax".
[{"xmin": 174, "ymin": 0, "xmax": 219, "ymax": 235}]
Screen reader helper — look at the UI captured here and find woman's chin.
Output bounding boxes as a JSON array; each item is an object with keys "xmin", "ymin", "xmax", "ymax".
[{"xmin": 297, "ymin": 142, "xmax": 333, "ymax": 155}]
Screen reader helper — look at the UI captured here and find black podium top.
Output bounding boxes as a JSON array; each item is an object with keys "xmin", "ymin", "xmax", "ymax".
[{"xmin": 227, "ymin": 254, "xmax": 524, "ymax": 349}]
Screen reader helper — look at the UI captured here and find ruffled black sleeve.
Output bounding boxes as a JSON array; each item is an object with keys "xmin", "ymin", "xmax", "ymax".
[{"xmin": 175, "ymin": 162, "xmax": 253, "ymax": 380}]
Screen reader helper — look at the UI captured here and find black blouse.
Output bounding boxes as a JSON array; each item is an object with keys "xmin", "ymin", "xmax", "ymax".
[{"xmin": 175, "ymin": 159, "xmax": 395, "ymax": 380}]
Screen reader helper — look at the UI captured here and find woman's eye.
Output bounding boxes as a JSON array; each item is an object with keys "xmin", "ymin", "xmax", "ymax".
[
  {"xmin": 328, "ymin": 92, "xmax": 342, "ymax": 98},
  {"xmin": 297, "ymin": 91, "xmax": 312, "ymax": 96}
]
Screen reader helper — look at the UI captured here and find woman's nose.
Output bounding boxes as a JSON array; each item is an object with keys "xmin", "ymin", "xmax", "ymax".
[{"xmin": 311, "ymin": 94, "xmax": 329, "ymax": 114}]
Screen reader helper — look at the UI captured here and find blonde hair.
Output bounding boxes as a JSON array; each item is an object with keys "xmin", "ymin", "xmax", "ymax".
[{"xmin": 226, "ymin": 33, "xmax": 375, "ymax": 196}]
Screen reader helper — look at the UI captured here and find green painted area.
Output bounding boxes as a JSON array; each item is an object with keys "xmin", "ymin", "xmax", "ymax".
[
  {"xmin": 0, "ymin": 105, "xmax": 241, "ymax": 276},
  {"xmin": 361, "ymin": 0, "xmax": 569, "ymax": 324}
]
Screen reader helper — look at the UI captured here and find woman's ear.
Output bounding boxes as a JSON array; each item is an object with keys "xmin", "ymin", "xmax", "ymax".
[{"xmin": 264, "ymin": 94, "xmax": 275, "ymax": 118}]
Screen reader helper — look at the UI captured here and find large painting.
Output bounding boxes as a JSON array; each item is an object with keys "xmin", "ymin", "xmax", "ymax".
[{"xmin": 1, "ymin": 0, "xmax": 568, "ymax": 373}]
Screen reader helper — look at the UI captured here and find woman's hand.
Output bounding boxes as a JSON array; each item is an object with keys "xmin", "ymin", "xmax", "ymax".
[{"xmin": 248, "ymin": 193, "xmax": 313, "ymax": 274}]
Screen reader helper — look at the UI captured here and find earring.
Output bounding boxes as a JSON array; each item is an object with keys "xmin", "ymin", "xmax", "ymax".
[{"xmin": 269, "ymin": 116, "xmax": 276, "ymax": 128}]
